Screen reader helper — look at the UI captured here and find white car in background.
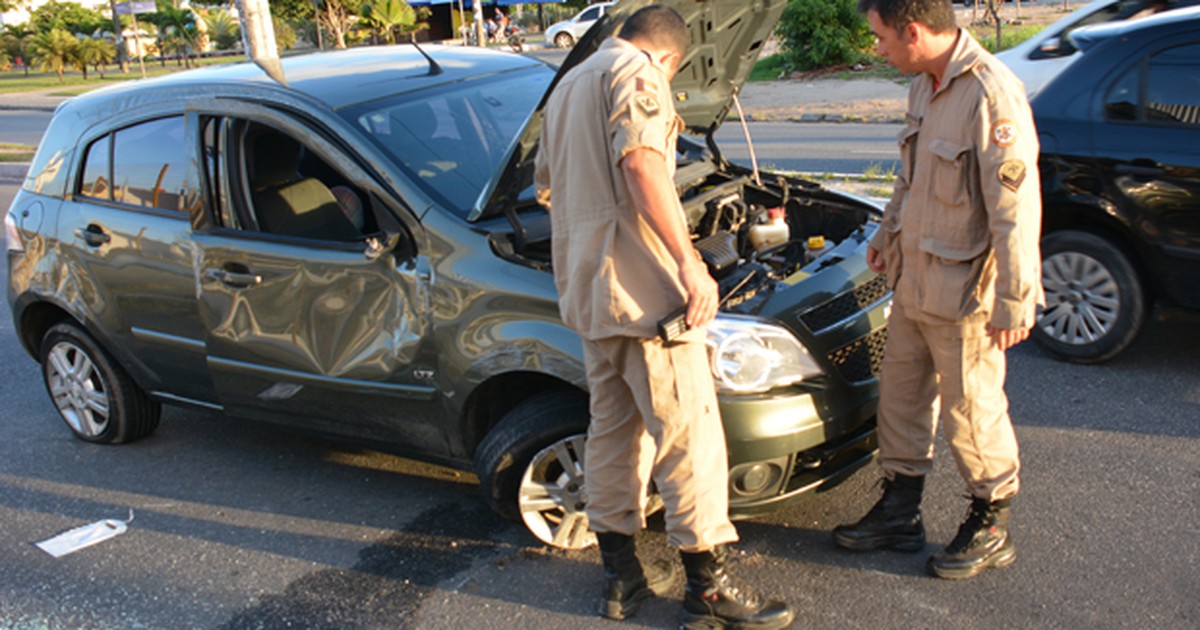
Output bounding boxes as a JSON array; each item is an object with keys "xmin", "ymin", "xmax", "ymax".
[
  {"xmin": 545, "ymin": 2, "xmax": 614, "ymax": 48},
  {"xmin": 997, "ymin": 0, "xmax": 1200, "ymax": 96}
]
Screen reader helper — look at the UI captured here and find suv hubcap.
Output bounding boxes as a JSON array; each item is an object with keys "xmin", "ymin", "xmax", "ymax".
[
  {"xmin": 46, "ymin": 342, "xmax": 110, "ymax": 437},
  {"xmin": 1039, "ymin": 251, "xmax": 1120, "ymax": 345}
]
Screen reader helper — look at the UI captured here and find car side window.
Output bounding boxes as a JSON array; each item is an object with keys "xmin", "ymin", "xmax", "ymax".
[
  {"xmin": 1105, "ymin": 42, "xmax": 1200, "ymax": 127},
  {"xmin": 580, "ymin": 6, "xmax": 599, "ymax": 21},
  {"xmin": 77, "ymin": 117, "xmax": 200, "ymax": 216},
  {"xmin": 233, "ymin": 121, "xmax": 373, "ymax": 242},
  {"xmin": 1145, "ymin": 43, "xmax": 1200, "ymax": 126}
]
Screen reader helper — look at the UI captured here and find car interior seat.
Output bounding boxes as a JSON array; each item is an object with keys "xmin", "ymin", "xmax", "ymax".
[{"xmin": 249, "ymin": 130, "xmax": 362, "ymax": 241}]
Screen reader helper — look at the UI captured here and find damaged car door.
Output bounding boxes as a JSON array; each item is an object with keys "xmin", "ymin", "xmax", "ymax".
[{"xmin": 190, "ymin": 107, "xmax": 445, "ymax": 451}]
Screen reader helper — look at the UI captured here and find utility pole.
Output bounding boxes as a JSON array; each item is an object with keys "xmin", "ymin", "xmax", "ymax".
[
  {"xmin": 108, "ymin": 0, "xmax": 129, "ymax": 73},
  {"xmin": 474, "ymin": 0, "xmax": 486, "ymax": 47},
  {"xmin": 235, "ymin": 0, "xmax": 286, "ymax": 84}
]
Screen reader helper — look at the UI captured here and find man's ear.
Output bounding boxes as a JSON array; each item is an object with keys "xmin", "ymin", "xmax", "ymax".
[{"xmin": 904, "ymin": 21, "xmax": 922, "ymax": 45}]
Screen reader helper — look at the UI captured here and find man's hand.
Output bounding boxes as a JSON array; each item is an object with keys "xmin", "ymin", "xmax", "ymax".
[
  {"xmin": 680, "ymin": 257, "xmax": 718, "ymax": 328},
  {"xmin": 866, "ymin": 245, "xmax": 886, "ymax": 274},
  {"xmin": 987, "ymin": 324, "xmax": 1031, "ymax": 351}
]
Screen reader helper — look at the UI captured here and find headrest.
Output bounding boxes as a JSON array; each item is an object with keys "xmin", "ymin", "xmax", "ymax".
[{"xmin": 251, "ymin": 131, "xmax": 302, "ymax": 188}]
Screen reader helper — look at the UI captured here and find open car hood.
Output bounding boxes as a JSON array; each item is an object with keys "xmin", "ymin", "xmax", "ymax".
[{"xmin": 469, "ymin": 0, "xmax": 788, "ymax": 222}]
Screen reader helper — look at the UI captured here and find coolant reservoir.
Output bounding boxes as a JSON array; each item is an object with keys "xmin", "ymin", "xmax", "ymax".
[
  {"xmin": 749, "ymin": 207, "xmax": 789, "ymax": 252},
  {"xmin": 806, "ymin": 235, "xmax": 828, "ymax": 262}
]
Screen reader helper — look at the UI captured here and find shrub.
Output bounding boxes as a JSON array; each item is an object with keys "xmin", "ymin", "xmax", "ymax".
[{"xmin": 775, "ymin": 0, "xmax": 874, "ymax": 73}]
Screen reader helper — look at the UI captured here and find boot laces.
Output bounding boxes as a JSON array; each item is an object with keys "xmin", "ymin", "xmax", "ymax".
[{"xmin": 946, "ymin": 498, "xmax": 993, "ymax": 554}]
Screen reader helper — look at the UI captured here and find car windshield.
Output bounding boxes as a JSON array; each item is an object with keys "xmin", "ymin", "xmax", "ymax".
[{"xmin": 340, "ymin": 65, "xmax": 553, "ymax": 219}]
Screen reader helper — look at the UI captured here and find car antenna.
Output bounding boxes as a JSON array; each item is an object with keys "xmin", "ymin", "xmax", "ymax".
[{"xmin": 410, "ymin": 36, "xmax": 443, "ymax": 76}]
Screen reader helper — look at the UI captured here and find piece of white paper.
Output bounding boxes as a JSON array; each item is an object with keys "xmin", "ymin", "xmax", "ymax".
[{"xmin": 35, "ymin": 511, "xmax": 133, "ymax": 558}]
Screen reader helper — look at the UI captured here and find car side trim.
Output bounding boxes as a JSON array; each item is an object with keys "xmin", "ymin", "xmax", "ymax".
[{"xmin": 207, "ymin": 356, "xmax": 439, "ymax": 401}]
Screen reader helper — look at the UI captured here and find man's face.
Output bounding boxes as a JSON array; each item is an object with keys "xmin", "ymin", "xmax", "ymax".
[{"xmin": 867, "ymin": 10, "xmax": 917, "ymax": 74}]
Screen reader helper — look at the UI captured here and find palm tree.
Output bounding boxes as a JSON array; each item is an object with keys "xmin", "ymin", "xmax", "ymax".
[
  {"xmin": 28, "ymin": 28, "xmax": 78, "ymax": 82},
  {"xmin": 74, "ymin": 36, "xmax": 115, "ymax": 79},
  {"xmin": 359, "ymin": 0, "xmax": 426, "ymax": 45},
  {"xmin": 3, "ymin": 24, "xmax": 36, "ymax": 76},
  {"xmin": 202, "ymin": 9, "xmax": 240, "ymax": 51},
  {"xmin": 156, "ymin": 5, "xmax": 198, "ymax": 67}
]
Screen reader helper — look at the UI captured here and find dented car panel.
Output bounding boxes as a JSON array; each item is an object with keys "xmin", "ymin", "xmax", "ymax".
[{"xmin": 8, "ymin": 0, "xmax": 891, "ymax": 548}]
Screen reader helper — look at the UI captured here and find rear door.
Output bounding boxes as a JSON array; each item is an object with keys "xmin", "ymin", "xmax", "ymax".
[
  {"xmin": 1094, "ymin": 38, "xmax": 1200, "ymax": 308},
  {"xmin": 189, "ymin": 105, "xmax": 447, "ymax": 453}
]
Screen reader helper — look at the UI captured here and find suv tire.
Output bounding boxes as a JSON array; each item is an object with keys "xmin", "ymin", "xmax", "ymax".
[
  {"xmin": 1034, "ymin": 230, "xmax": 1146, "ymax": 364},
  {"xmin": 40, "ymin": 322, "xmax": 162, "ymax": 444},
  {"xmin": 474, "ymin": 390, "xmax": 593, "ymax": 548}
]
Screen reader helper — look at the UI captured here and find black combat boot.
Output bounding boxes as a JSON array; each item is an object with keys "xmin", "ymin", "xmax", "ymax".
[
  {"xmin": 927, "ymin": 496, "xmax": 1016, "ymax": 580},
  {"xmin": 596, "ymin": 532, "xmax": 678, "ymax": 620},
  {"xmin": 679, "ymin": 546, "xmax": 795, "ymax": 630},
  {"xmin": 832, "ymin": 473, "xmax": 926, "ymax": 552}
]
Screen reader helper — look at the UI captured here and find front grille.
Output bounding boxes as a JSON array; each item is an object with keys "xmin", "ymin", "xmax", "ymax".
[
  {"xmin": 827, "ymin": 326, "xmax": 888, "ymax": 384},
  {"xmin": 798, "ymin": 275, "xmax": 890, "ymax": 332}
]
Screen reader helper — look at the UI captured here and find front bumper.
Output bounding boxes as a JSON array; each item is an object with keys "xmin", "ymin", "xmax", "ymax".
[{"xmin": 717, "ymin": 378, "xmax": 879, "ymax": 518}]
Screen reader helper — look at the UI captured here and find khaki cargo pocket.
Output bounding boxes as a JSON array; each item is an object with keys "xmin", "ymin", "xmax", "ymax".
[
  {"xmin": 929, "ymin": 138, "xmax": 970, "ymax": 209},
  {"xmin": 918, "ymin": 253, "xmax": 986, "ymax": 321}
]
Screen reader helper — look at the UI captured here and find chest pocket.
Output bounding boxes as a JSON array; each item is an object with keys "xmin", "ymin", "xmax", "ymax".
[
  {"xmin": 929, "ymin": 138, "xmax": 970, "ymax": 209},
  {"xmin": 922, "ymin": 137, "xmax": 988, "ymax": 260}
]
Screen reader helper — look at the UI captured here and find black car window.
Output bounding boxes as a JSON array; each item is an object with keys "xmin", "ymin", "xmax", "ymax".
[
  {"xmin": 1146, "ymin": 43, "xmax": 1200, "ymax": 126},
  {"xmin": 342, "ymin": 66, "xmax": 552, "ymax": 219},
  {"xmin": 1104, "ymin": 64, "xmax": 1140, "ymax": 122},
  {"xmin": 110, "ymin": 116, "xmax": 200, "ymax": 215}
]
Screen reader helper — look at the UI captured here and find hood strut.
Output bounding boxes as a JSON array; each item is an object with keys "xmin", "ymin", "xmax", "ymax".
[{"xmin": 731, "ymin": 90, "xmax": 761, "ymax": 186}]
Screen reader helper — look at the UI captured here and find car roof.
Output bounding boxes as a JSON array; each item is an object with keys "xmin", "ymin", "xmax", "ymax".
[
  {"xmin": 64, "ymin": 45, "xmax": 544, "ymax": 115},
  {"xmin": 1069, "ymin": 4, "xmax": 1200, "ymax": 51}
]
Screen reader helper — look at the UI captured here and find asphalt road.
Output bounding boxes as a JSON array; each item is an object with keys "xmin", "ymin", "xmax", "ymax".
[{"xmin": 2, "ymin": 177, "xmax": 1197, "ymax": 628}]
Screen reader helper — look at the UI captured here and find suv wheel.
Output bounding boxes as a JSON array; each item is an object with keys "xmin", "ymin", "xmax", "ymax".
[
  {"xmin": 554, "ymin": 32, "xmax": 574, "ymax": 48},
  {"xmin": 475, "ymin": 390, "xmax": 595, "ymax": 549},
  {"xmin": 40, "ymin": 322, "xmax": 162, "ymax": 443},
  {"xmin": 1034, "ymin": 230, "xmax": 1146, "ymax": 363}
]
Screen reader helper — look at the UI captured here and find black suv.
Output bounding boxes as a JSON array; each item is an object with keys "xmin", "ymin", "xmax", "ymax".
[
  {"xmin": 1032, "ymin": 6, "xmax": 1200, "ymax": 363},
  {"xmin": 5, "ymin": 0, "xmax": 889, "ymax": 547}
]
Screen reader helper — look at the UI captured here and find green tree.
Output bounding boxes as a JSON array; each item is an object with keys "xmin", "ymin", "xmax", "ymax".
[
  {"xmin": 30, "ymin": 1, "xmax": 107, "ymax": 36},
  {"xmin": 151, "ymin": 4, "xmax": 199, "ymax": 67},
  {"xmin": 28, "ymin": 28, "xmax": 78, "ymax": 81},
  {"xmin": 202, "ymin": 9, "xmax": 241, "ymax": 50},
  {"xmin": 273, "ymin": 15, "xmax": 297, "ymax": 51},
  {"xmin": 269, "ymin": 0, "xmax": 315, "ymax": 22},
  {"xmin": 775, "ymin": 0, "xmax": 874, "ymax": 73},
  {"xmin": 359, "ymin": 0, "xmax": 426, "ymax": 44},
  {"xmin": 74, "ymin": 36, "xmax": 116, "ymax": 79},
  {"xmin": 2, "ymin": 25, "xmax": 36, "ymax": 75}
]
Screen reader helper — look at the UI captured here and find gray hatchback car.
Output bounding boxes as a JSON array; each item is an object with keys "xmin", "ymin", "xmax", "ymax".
[{"xmin": 6, "ymin": 0, "xmax": 889, "ymax": 549}]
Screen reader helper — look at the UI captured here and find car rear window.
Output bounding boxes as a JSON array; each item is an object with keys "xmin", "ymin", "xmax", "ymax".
[
  {"xmin": 340, "ymin": 66, "xmax": 553, "ymax": 219},
  {"xmin": 77, "ymin": 116, "xmax": 201, "ymax": 215}
]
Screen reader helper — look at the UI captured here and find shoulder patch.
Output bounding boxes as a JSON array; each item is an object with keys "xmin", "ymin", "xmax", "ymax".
[
  {"xmin": 635, "ymin": 93, "xmax": 660, "ymax": 117},
  {"xmin": 991, "ymin": 119, "xmax": 1017, "ymax": 147},
  {"xmin": 998, "ymin": 159, "xmax": 1026, "ymax": 192}
]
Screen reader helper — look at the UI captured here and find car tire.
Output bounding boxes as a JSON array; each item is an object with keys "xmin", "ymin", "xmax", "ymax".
[
  {"xmin": 554, "ymin": 32, "xmax": 574, "ymax": 48},
  {"xmin": 39, "ymin": 322, "xmax": 162, "ymax": 444},
  {"xmin": 1034, "ymin": 230, "xmax": 1146, "ymax": 364},
  {"xmin": 474, "ymin": 390, "xmax": 595, "ymax": 549}
]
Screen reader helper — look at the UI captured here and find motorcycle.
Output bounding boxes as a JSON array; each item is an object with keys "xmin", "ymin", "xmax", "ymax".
[{"xmin": 505, "ymin": 24, "xmax": 525, "ymax": 53}]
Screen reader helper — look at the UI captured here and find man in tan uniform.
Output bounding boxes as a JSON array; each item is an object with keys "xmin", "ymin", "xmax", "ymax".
[
  {"xmin": 832, "ymin": 0, "xmax": 1042, "ymax": 580},
  {"xmin": 535, "ymin": 5, "xmax": 793, "ymax": 628}
]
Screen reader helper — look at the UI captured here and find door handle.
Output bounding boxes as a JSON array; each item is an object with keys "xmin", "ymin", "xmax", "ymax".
[
  {"xmin": 74, "ymin": 225, "xmax": 111, "ymax": 247},
  {"xmin": 1114, "ymin": 160, "xmax": 1164, "ymax": 177},
  {"xmin": 204, "ymin": 267, "xmax": 262, "ymax": 288}
]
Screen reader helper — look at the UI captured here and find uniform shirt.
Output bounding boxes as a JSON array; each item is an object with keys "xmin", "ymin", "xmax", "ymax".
[
  {"xmin": 871, "ymin": 29, "xmax": 1043, "ymax": 330},
  {"xmin": 535, "ymin": 37, "xmax": 690, "ymax": 340}
]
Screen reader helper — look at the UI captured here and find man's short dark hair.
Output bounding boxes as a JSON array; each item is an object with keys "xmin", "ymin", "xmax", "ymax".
[
  {"xmin": 619, "ymin": 5, "xmax": 690, "ymax": 54},
  {"xmin": 857, "ymin": 0, "xmax": 956, "ymax": 33}
]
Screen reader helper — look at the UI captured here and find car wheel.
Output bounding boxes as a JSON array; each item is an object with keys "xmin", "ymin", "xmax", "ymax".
[
  {"xmin": 1034, "ymin": 230, "xmax": 1146, "ymax": 364},
  {"xmin": 554, "ymin": 33, "xmax": 574, "ymax": 48},
  {"xmin": 475, "ymin": 390, "xmax": 595, "ymax": 549},
  {"xmin": 39, "ymin": 322, "xmax": 161, "ymax": 443}
]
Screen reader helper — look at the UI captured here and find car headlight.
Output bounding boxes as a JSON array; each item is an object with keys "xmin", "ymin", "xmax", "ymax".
[{"xmin": 705, "ymin": 315, "xmax": 824, "ymax": 394}]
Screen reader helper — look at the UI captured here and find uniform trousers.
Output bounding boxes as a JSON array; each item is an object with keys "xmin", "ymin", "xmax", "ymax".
[
  {"xmin": 581, "ymin": 334, "xmax": 739, "ymax": 552},
  {"xmin": 877, "ymin": 299, "xmax": 1021, "ymax": 501}
]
